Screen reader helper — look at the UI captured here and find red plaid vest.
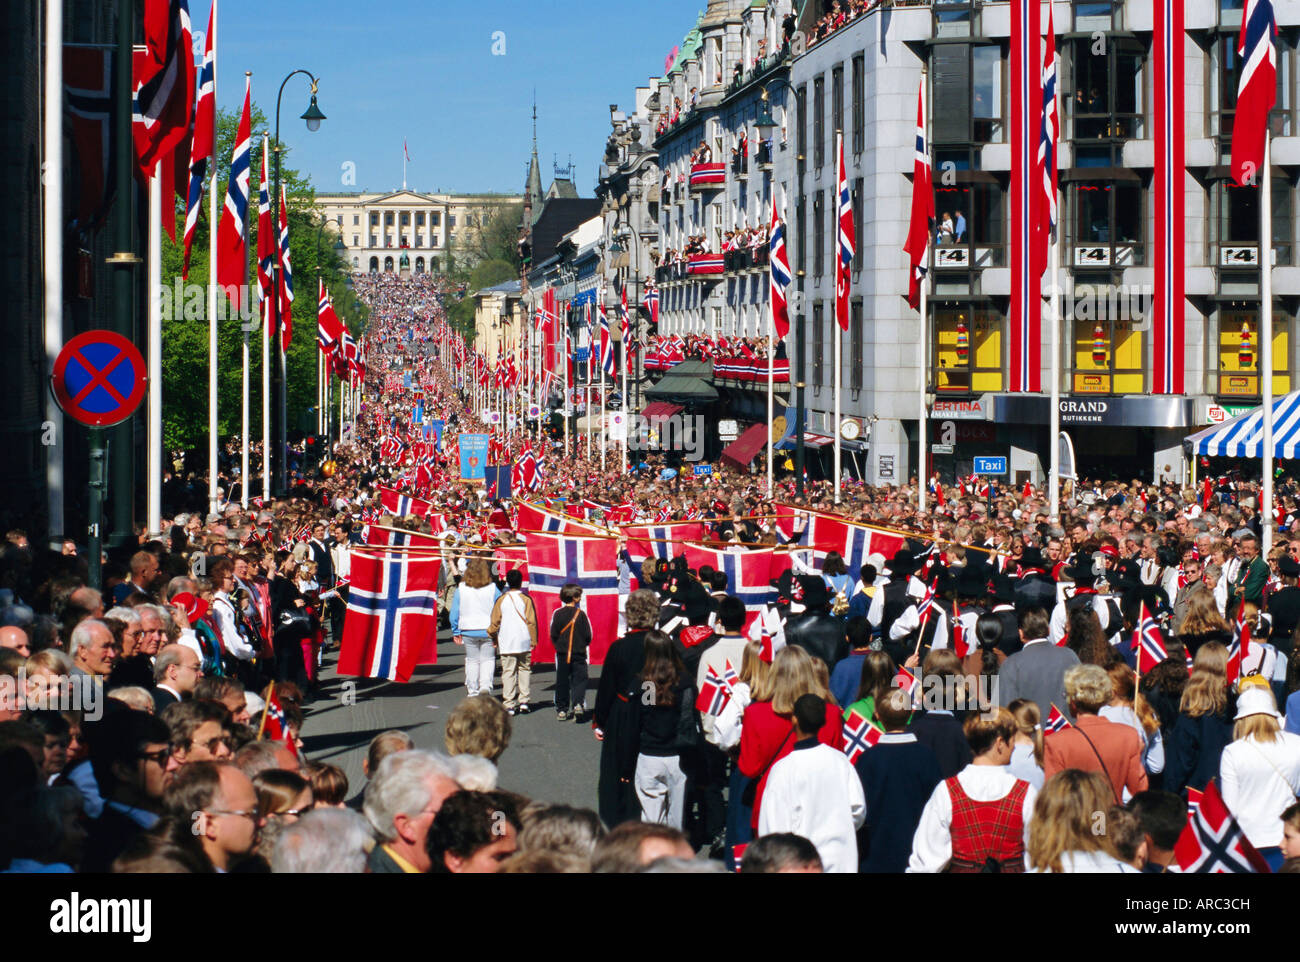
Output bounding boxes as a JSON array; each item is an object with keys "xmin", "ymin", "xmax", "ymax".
[{"xmin": 945, "ymin": 775, "xmax": 1029, "ymax": 873}]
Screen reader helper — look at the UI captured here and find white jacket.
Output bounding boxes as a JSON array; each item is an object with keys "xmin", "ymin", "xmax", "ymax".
[
  {"xmin": 1220, "ymin": 732, "xmax": 1300, "ymax": 848},
  {"xmin": 758, "ymin": 742, "xmax": 866, "ymax": 873},
  {"xmin": 493, "ymin": 590, "xmax": 535, "ymax": 655}
]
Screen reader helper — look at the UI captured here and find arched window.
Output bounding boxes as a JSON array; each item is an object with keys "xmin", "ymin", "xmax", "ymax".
[
  {"xmin": 352, "ymin": 257, "xmax": 359, "ymax": 268},
  {"xmin": 384, "ymin": 256, "xmax": 394, "ymax": 272},
  {"xmin": 415, "ymin": 257, "xmax": 425, "ymax": 273},
  {"xmin": 368, "ymin": 256, "xmax": 379, "ymax": 272}
]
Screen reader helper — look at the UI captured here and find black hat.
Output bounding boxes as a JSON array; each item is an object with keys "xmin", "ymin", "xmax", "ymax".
[
  {"xmin": 796, "ymin": 575, "xmax": 831, "ymax": 610},
  {"xmin": 954, "ymin": 564, "xmax": 989, "ymax": 598},
  {"xmin": 1110, "ymin": 558, "xmax": 1142, "ymax": 591},
  {"xmin": 1018, "ymin": 547, "xmax": 1048, "ymax": 573},
  {"xmin": 887, "ymin": 549, "xmax": 920, "ymax": 576},
  {"xmin": 1280, "ymin": 555, "xmax": 1300, "ymax": 578},
  {"xmin": 989, "ymin": 571, "xmax": 1018, "ymax": 604},
  {"xmin": 1063, "ymin": 557, "xmax": 1099, "ymax": 584}
]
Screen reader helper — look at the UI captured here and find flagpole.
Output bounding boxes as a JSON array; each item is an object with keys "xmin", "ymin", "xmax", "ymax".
[
  {"xmin": 43, "ymin": 0, "xmax": 66, "ymax": 544},
  {"xmin": 563, "ymin": 301, "xmax": 570, "ymax": 459},
  {"xmin": 917, "ymin": 69, "xmax": 929, "ymax": 517},
  {"xmin": 242, "ymin": 326, "xmax": 250, "ymax": 507},
  {"xmin": 262, "ymin": 284, "xmax": 271, "ymax": 503},
  {"xmin": 147, "ymin": 162, "xmax": 163, "ymax": 535},
  {"xmin": 621, "ymin": 287, "xmax": 629, "ymax": 475},
  {"xmin": 207, "ymin": 27, "xmax": 222, "ymax": 517},
  {"xmin": 1048, "ymin": 18, "xmax": 1062, "ymax": 523},
  {"xmin": 767, "ymin": 309, "xmax": 775, "ymax": 500},
  {"xmin": 1262, "ymin": 128, "xmax": 1274, "ymax": 553},
  {"xmin": 834, "ymin": 131, "xmax": 844, "ymax": 505}
]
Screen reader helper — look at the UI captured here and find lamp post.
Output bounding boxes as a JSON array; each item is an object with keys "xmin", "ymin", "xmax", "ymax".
[
  {"xmin": 270, "ymin": 70, "xmax": 325, "ymax": 496},
  {"xmin": 754, "ymin": 77, "xmax": 803, "ymax": 495}
]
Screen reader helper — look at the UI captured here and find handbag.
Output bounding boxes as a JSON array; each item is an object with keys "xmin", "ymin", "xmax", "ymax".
[{"xmin": 740, "ymin": 723, "xmax": 795, "ymax": 808}]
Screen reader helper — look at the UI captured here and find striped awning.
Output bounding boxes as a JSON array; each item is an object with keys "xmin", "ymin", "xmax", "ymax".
[{"xmin": 1185, "ymin": 391, "xmax": 1300, "ymax": 459}]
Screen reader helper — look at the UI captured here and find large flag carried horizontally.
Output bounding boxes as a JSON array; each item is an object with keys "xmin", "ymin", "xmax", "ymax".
[
  {"xmin": 681, "ymin": 544, "xmax": 779, "ymax": 633},
  {"xmin": 804, "ymin": 511, "xmax": 907, "ymax": 575},
  {"xmin": 216, "ymin": 75, "xmax": 251, "ymax": 314},
  {"xmin": 525, "ymin": 534, "xmax": 620, "ymax": 665},
  {"xmin": 338, "ymin": 552, "xmax": 441, "ymax": 683},
  {"xmin": 182, "ymin": 1, "xmax": 215, "ymax": 279},
  {"xmin": 1231, "ymin": 0, "xmax": 1277, "ymax": 187},
  {"xmin": 770, "ymin": 192, "xmax": 792, "ymax": 339},
  {"xmin": 621, "ymin": 521, "xmax": 706, "ymax": 568},
  {"xmin": 903, "ymin": 79, "xmax": 933, "ymax": 311},
  {"xmin": 1174, "ymin": 778, "xmax": 1271, "ymax": 873},
  {"xmin": 377, "ymin": 484, "xmax": 435, "ymax": 519}
]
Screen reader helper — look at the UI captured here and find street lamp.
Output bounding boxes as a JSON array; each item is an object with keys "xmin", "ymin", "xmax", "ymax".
[{"xmin": 270, "ymin": 69, "xmax": 324, "ymax": 496}]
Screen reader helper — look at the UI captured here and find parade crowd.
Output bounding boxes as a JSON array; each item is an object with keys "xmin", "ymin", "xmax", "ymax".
[{"xmin": 3, "ymin": 271, "xmax": 1300, "ymax": 875}]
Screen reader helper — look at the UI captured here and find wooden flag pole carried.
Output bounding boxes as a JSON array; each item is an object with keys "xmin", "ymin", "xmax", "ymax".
[{"xmin": 256, "ymin": 681, "xmax": 273, "ymax": 739}]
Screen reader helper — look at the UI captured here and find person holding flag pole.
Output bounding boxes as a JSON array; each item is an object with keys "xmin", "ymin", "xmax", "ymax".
[
  {"xmin": 904, "ymin": 72, "xmax": 933, "ymax": 516},
  {"xmin": 834, "ymin": 132, "xmax": 854, "ymax": 503},
  {"xmin": 1233, "ymin": 0, "xmax": 1278, "ymax": 551}
]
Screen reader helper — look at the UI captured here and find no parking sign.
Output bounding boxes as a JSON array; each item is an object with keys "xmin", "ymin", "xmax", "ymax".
[{"xmin": 51, "ymin": 330, "xmax": 148, "ymax": 427}]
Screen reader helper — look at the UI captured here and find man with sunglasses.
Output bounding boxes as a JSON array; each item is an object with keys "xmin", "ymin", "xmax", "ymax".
[
  {"xmin": 164, "ymin": 761, "xmax": 259, "ymax": 872},
  {"xmin": 83, "ymin": 709, "xmax": 172, "ymax": 872},
  {"xmin": 161, "ymin": 699, "xmax": 234, "ymax": 773},
  {"xmin": 1171, "ymin": 548, "xmax": 1209, "ymax": 635}
]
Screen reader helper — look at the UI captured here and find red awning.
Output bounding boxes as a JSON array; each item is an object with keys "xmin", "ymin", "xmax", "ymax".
[
  {"xmin": 641, "ymin": 402, "xmax": 684, "ymax": 420},
  {"xmin": 720, "ymin": 422, "xmax": 770, "ymax": 469},
  {"xmin": 803, "ymin": 432, "xmax": 835, "ymax": 448}
]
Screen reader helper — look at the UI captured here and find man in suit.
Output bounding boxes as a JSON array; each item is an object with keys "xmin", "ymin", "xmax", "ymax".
[
  {"xmin": 1043, "ymin": 664, "xmax": 1148, "ymax": 803},
  {"xmin": 307, "ymin": 523, "xmax": 335, "ymax": 591},
  {"xmin": 363, "ymin": 750, "xmax": 461, "ymax": 874},
  {"xmin": 150, "ymin": 644, "xmax": 202, "ymax": 713},
  {"xmin": 1171, "ymin": 548, "xmax": 1210, "ymax": 633},
  {"xmin": 1268, "ymin": 555, "xmax": 1300, "ymax": 657},
  {"xmin": 998, "ymin": 607, "xmax": 1081, "ymax": 722},
  {"xmin": 1232, "ymin": 531, "xmax": 1269, "ymax": 606},
  {"xmin": 784, "ymin": 577, "xmax": 849, "ymax": 670}
]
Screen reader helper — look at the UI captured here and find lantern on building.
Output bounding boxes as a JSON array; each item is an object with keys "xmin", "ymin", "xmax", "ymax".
[
  {"xmin": 1239, "ymin": 322, "xmax": 1253, "ymax": 368},
  {"xmin": 955, "ymin": 316, "xmax": 969, "ymax": 362},
  {"xmin": 1092, "ymin": 323, "xmax": 1107, "ymax": 365}
]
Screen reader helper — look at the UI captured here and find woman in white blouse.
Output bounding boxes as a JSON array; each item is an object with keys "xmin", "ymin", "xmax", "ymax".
[
  {"xmin": 1219, "ymin": 685, "xmax": 1300, "ymax": 871},
  {"xmin": 1028, "ymin": 769, "xmax": 1139, "ymax": 873}
]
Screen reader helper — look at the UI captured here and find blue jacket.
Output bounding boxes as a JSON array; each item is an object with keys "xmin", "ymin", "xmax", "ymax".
[{"xmin": 1164, "ymin": 709, "xmax": 1233, "ymax": 795}]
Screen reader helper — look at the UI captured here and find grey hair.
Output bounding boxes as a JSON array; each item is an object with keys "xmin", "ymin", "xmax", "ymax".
[
  {"xmin": 363, "ymin": 749, "xmax": 460, "ymax": 842},
  {"xmin": 68, "ymin": 618, "xmax": 111, "ymax": 660},
  {"xmin": 232, "ymin": 740, "xmax": 283, "ymax": 779},
  {"xmin": 449, "ymin": 754, "xmax": 498, "ymax": 791},
  {"xmin": 103, "ymin": 606, "xmax": 141, "ymax": 625},
  {"xmin": 107, "ymin": 686, "xmax": 155, "ymax": 713},
  {"xmin": 624, "ymin": 589, "xmax": 661, "ymax": 631},
  {"xmin": 152, "ymin": 644, "xmax": 189, "ymax": 683},
  {"xmin": 271, "ymin": 809, "xmax": 373, "ymax": 874},
  {"xmin": 639, "ymin": 856, "xmax": 729, "ymax": 874}
]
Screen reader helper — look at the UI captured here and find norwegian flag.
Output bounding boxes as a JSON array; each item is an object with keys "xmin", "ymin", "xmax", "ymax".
[
  {"xmin": 682, "ymin": 545, "xmax": 778, "ymax": 633},
  {"xmin": 835, "ymin": 133, "xmax": 854, "ymax": 332},
  {"xmin": 216, "ymin": 76, "xmax": 251, "ymax": 314},
  {"xmin": 1231, "ymin": 0, "xmax": 1277, "ymax": 186},
  {"xmin": 1133, "ymin": 601, "xmax": 1169, "ymax": 674},
  {"xmin": 260, "ymin": 683, "xmax": 298, "ymax": 756},
  {"xmin": 641, "ymin": 283, "xmax": 659, "ymax": 328},
  {"xmin": 1036, "ymin": 2, "xmax": 1059, "ymax": 266},
  {"xmin": 525, "ymin": 534, "xmax": 620, "ymax": 665},
  {"xmin": 1187, "ymin": 786, "xmax": 1204, "ymax": 818},
  {"xmin": 131, "ymin": 0, "xmax": 194, "ymax": 183},
  {"xmin": 842, "ymin": 710, "xmax": 883, "ymax": 764},
  {"xmin": 277, "ymin": 183, "xmax": 294, "ymax": 350},
  {"xmin": 621, "ymin": 521, "xmax": 705, "ymax": 567},
  {"xmin": 338, "ymin": 552, "xmax": 441, "ymax": 682},
  {"xmin": 894, "ymin": 667, "xmax": 919, "ymax": 702},
  {"xmin": 378, "ymin": 485, "xmax": 435, "ymax": 519},
  {"xmin": 951, "ymin": 600, "xmax": 971, "ymax": 658},
  {"xmin": 1175, "ymin": 779, "xmax": 1271, "ymax": 873},
  {"xmin": 1226, "ymin": 604, "xmax": 1250, "ymax": 685},
  {"xmin": 255, "ymin": 135, "xmax": 273, "ymax": 312},
  {"xmin": 696, "ymin": 663, "xmax": 733, "ymax": 715},
  {"xmin": 597, "ymin": 299, "xmax": 615, "ymax": 377},
  {"xmin": 365, "ymin": 525, "xmax": 442, "ymax": 550},
  {"xmin": 620, "ymin": 285, "xmax": 631, "ymax": 359},
  {"xmin": 1044, "ymin": 703, "xmax": 1072, "ymax": 734},
  {"xmin": 769, "ymin": 192, "xmax": 792, "ymax": 339},
  {"xmin": 65, "ymin": 46, "xmax": 116, "ymax": 233},
  {"xmin": 805, "ymin": 512, "xmax": 906, "ymax": 580},
  {"xmin": 903, "ymin": 79, "xmax": 933, "ymax": 311},
  {"xmin": 915, "ymin": 578, "xmax": 938, "ymax": 626},
  {"xmin": 317, "ymin": 278, "xmax": 344, "ymax": 359},
  {"xmin": 182, "ymin": 2, "xmax": 214, "ymax": 278},
  {"xmin": 492, "ymin": 544, "xmax": 529, "ymax": 585}
]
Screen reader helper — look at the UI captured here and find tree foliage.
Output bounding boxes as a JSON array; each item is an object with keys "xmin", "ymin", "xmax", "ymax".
[{"xmin": 161, "ymin": 104, "xmax": 365, "ymax": 450}]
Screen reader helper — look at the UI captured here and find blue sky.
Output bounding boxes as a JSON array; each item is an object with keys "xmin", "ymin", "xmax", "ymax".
[{"xmin": 208, "ymin": 0, "xmax": 704, "ymax": 196}]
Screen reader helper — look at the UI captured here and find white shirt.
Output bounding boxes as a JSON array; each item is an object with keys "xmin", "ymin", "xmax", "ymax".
[
  {"xmin": 494, "ymin": 590, "xmax": 534, "ymax": 655},
  {"xmin": 711, "ymin": 682, "xmax": 751, "ymax": 752},
  {"xmin": 697, "ymin": 635, "xmax": 750, "ymax": 746},
  {"xmin": 1219, "ymin": 731, "xmax": 1300, "ymax": 848},
  {"xmin": 758, "ymin": 741, "xmax": 866, "ymax": 873},
  {"xmin": 1034, "ymin": 849, "xmax": 1140, "ymax": 874},
  {"xmin": 908, "ymin": 764, "xmax": 1038, "ymax": 873},
  {"xmin": 210, "ymin": 592, "xmax": 255, "ymax": 660}
]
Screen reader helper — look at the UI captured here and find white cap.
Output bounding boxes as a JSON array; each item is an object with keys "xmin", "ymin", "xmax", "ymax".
[{"xmin": 1233, "ymin": 685, "xmax": 1281, "ymax": 722}]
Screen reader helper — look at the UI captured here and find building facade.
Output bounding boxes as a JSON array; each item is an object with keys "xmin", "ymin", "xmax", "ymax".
[{"xmin": 314, "ymin": 190, "xmax": 520, "ymax": 274}]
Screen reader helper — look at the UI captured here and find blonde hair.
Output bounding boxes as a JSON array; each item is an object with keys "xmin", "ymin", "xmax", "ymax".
[
  {"xmin": 1064, "ymin": 664, "xmax": 1113, "ymax": 714},
  {"xmin": 1180, "ymin": 592, "xmax": 1230, "ymax": 637},
  {"xmin": 1233, "ymin": 713, "xmax": 1281, "ymax": 744},
  {"xmin": 737, "ymin": 642, "xmax": 770, "ymax": 690},
  {"xmin": 1008, "ymin": 698, "xmax": 1044, "ymax": 767},
  {"xmin": 462, "ymin": 558, "xmax": 493, "ymax": 589},
  {"xmin": 444, "ymin": 694, "xmax": 512, "ymax": 762},
  {"xmin": 1028, "ymin": 770, "xmax": 1121, "ymax": 873},
  {"xmin": 1105, "ymin": 663, "xmax": 1160, "ymax": 737},
  {"xmin": 1180, "ymin": 641, "xmax": 1229, "ymax": 718},
  {"xmin": 752, "ymin": 645, "xmax": 828, "ymax": 716}
]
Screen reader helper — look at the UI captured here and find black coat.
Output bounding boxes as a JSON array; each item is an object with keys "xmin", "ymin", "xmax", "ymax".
[
  {"xmin": 1164, "ymin": 705, "xmax": 1234, "ymax": 795},
  {"xmin": 905, "ymin": 710, "xmax": 973, "ymax": 779},
  {"xmin": 595, "ymin": 630, "xmax": 650, "ymax": 828},
  {"xmin": 784, "ymin": 610, "xmax": 848, "ymax": 671}
]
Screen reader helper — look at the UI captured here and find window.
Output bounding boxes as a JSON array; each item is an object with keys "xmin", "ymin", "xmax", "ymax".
[
  {"xmin": 1069, "ymin": 180, "xmax": 1144, "ymax": 267},
  {"xmin": 385, "ymin": 212, "xmax": 394, "ymax": 226},
  {"xmin": 933, "ymin": 0, "xmax": 974, "ymax": 38},
  {"xmin": 432, "ymin": 234, "xmax": 440, "ymax": 247},
  {"xmin": 813, "ymin": 76, "xmax": 825, "ymax": 168},
  {"xmin": 852, "ymin": 55, "xmax": 865, "ymax": 153},
  {"xmin": 1215, "ymin": 307, "xmax": 1291, "ymax": 398},
  {"xmin": 369, "ymin": 235, "xmax": 377, "ymax": 248},
  {"xmin": 850, "ymin": 300, "xmax": 864, "ymax": 390},
  {"xmin": 796, "ymin": 85, "xmax": 807, "ymax": 176},
  {"xmin": 933, "ymin": 303, "xmax": 1003, "ymax": 393},
  {"xmin": 933, "ymin": 44, "xmax": 1003, "ymax": 145},
  {"xmin": 813, "ymin": 302, "xmax": 826, "ymax": 388},
  {"xmin": 1210, "ymin": 32, "xmax": 1293, "ymax": 145},
  {"xmin": 449, "ymin": 215, "xmax": 456, "ymax": 227},
  {"xmin": 831, "ymin": 66, "xmax": 844, "ymax": 142},
  {"xmin": 416, "ymin": 212, "xmax": 425, "ymax": 226},
  {"xmin": 852, "ymin": 178, "xmax": 863, "ymax": 271},
  {"xmin": 352, "ymin": 214, "xmax": 359, "ymax": 226},
  {"xmin": 796, "ymin": 194, "xmax": 806, "ymax": 273},
  {"xmin": 971, "ymin": 46, "xmax": 1002, "ymax": 143},
  {"xmin": 933, "ymin": 152, "xmax": 1006, "ymax": 269},
  {"xmin": 400, "ymin": 212, "xmax": 409, "ymax": 226},
  {"xmin": 353, "ymin": 235, "xmax": 359, "ymax": 247},
  {"xmin": 431, "ymin": 213, "xmax": 441, "ymax": 227},
  {"xmin": 813, "ymin": 191, "xmax": 824, "ymax": 277},
  {"xmin": 1209, "ymin": 178, "xmax": 1293, "ymax": 266},
  {"xmin": 369, "ymin": 212, "xmax": 379, "ymax": 226},
  {"xmin": 1071, "ymin": 283, "xmax": 1145, "ymax": 394},
  {"xmin": 1067, "ymin": 37, "xmax": 1143, "ymax": 152}
]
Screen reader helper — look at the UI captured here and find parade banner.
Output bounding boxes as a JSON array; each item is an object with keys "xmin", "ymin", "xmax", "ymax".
[
  {"xmin": 485, "ymin": 465, "xmax": 511, "ymax": 500},
  {"xmin": 525, "ymin": 533, "xmax": 620, "ymax": 665},
  {"xmin": 338, "ymin": 552, "xmax": 441, "ymax": 682},
  {"xmin": 458, "ymin": 433, "xmax": 489, "ymax": 481},
  {"xmin": 429, "ymin": 419, "xmax": 444, "ymax": 450}
]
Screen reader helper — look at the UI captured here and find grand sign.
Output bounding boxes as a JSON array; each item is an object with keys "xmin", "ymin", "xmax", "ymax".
[{"xmin": 990, "ymin": 395, "xmax": 1195, "ymax": 428}]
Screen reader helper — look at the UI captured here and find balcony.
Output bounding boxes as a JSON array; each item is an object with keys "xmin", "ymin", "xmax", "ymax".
[
  {"xmin": 689, "ymin": 162, "xmax": 726, "ymax": 191},
  {"xmin": 686, "ymin": 252, "xmax": 724, "ymax": 275}
]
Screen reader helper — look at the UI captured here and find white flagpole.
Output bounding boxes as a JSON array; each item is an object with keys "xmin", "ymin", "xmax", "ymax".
[
  {"xmin": 207, "ymin": 25, "xmax": 221, "ymax": 516},
  {"xmin": 147, "ymin": 162, "xmax": 163, "ymax": 534},
  {"xmin": 917, "ymin": 69, "xmax": 929, "ymax": 517},
  {"xmin": 261, "ymin": 288, "xmax": 270, "ymax": 502},
  {"xmin": 242, "ymin": 326, "xmax": 250, "ymax": 506},
  {"xmin": 1262, "ymin": 129, "xmax": 1274, "ymax": 553},
  {"xmin": 834, "ymin": 133, "xmax": 843, "ymax": 504},
  {"xmin": 621, "ymin": 289, "xmax": 629, "ymax": 474},
  {"xmin": 1048, "ymin": 32, "xmax": 1062, "ymax": 522},
  {"xmin": 43, "ymin": 0, "xmax": 65, "ymax": 543},
  {"xmin": 601, "ymin": 292, "xmax": 608, "ymax": 472}
]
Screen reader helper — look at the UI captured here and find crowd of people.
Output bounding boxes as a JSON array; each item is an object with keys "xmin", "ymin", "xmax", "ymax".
[{"xmin": 3, "ymin": 270, "xmax": 1300, "ymax": 875}]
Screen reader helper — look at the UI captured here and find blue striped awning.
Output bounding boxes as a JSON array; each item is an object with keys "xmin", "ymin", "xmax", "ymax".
[{"xmin": 1185, "ymin": 391, "xmax": 1300, "ymax": 459}]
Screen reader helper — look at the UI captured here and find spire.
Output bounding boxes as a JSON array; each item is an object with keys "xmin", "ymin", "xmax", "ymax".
[{"xmin": 524, "ymin": 93, "xmax": 544, "ymax": 227}]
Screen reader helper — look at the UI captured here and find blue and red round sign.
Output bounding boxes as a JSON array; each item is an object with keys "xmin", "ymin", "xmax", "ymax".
[{"xmin": 51, "ymin": 330, "xmax": 148, "ymax": 427}]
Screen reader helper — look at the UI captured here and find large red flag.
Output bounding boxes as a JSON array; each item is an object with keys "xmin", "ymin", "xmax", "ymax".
[
  {"xmin": 1231, "ymin": 0, "xmax": 1277, "ymax": 187},
  {"xmin": 903, "ymin": 80, "xmax": 933, "ymax": 311},
  {"xmin": 834, "ymin": 134, "xmax": 853, "ymax": 332},
  {"xmin": 338, "ymin": 552, "xmax": 441, "ymax": 682},
  {"xmin": 215, "ymin": 77, "xmax": 251, "ymax": 314},
  {"xmin": 525, "ymin": 534, "xmax": 620, "ymax": 665}
]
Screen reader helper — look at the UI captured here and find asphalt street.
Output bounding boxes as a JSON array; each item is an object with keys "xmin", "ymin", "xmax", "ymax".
[{"xmin": 301, "ymin": 631, "xmax": 604, "ymax": 810}]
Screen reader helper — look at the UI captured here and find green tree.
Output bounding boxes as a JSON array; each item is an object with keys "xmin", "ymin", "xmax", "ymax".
[{"xmin": 161, "ymin": 103, "xmax": 360, "ymax": 451}]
